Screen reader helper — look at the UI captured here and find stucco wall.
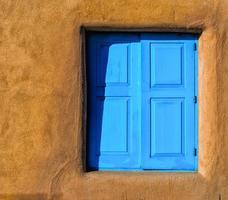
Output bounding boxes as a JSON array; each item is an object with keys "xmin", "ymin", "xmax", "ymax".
[{"xmin": 0, "ymin": 0, "xmax": 227, "ymax": 199}]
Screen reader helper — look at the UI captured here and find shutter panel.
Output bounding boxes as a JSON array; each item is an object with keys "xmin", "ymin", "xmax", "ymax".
[
  {"xmin": 141, "ymin": 34, "xmax": 197, "ymax": 170},
  {"xmin": 87, "ymin": 33, "xmax": 141, "ymax": 170}
]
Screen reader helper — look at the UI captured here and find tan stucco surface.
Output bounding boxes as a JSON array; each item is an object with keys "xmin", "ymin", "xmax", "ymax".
[{"xmin": 0, "ymin": 0, "xmax": 228, "ymax": 199}]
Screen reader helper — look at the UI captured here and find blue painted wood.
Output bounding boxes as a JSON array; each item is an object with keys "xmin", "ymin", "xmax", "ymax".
[
  {"xmin": 141, "ymin": 33, "xmax": 197, "ymax": 170},
  {"xmin": 87, "ymin": 32, "xmax": 198, "ymax": 171},
  {"xmin": 194, "ymin": 39, "xmax": 199, "ymax": 170},
  {"xmin": 87, "ymin": 33, "xmax": 141, "ymax": 170}
]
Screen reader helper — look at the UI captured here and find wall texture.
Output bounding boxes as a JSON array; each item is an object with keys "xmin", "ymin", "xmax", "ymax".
[{"xmin": 0, "ymin": 0, "xmax": 227, "ymax": 199}]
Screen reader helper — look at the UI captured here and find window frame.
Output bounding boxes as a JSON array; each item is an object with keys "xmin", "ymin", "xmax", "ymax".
[{"xmin": 81, "ymin": 27, "xmax": 199, "ymax": 172}]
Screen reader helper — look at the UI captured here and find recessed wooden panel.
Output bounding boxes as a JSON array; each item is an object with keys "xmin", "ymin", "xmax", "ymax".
[
  {"xmin": 150, "ymin": 98, "xmax": 184, "ymax": 157},
  {"xmin": 97, "ymin": 43, "xmax": 129, "ymax": 86},
  {"xmin": 151, "ymin": 43, "xmax": 183, "ymax": 87},
  {"xmin": 96, "ymin": 97, "xmax": 129, "ymax": 153}
]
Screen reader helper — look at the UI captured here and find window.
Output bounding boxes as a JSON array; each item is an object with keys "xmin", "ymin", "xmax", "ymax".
[{"xmin": 86, "ymin": 32, "xmax": 198, "ymax": 171}]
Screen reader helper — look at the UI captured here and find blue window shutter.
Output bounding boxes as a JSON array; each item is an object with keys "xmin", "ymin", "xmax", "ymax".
[
  {"xmin": 141, "ymin": 33, "xmax": 197, "ymax": 170},
  {"xmin": 87, "ymin": 32, "xmax": 198, "ymax": 171},
  {"xmin": 87, "ymin": 33, "xmax": 141, "ymax": 170}
]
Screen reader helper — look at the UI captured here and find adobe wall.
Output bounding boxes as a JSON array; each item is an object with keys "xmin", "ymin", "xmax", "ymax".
[{"xmin": 0, "ymin": 0, "xmax": 227, "ymax": 199}]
